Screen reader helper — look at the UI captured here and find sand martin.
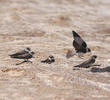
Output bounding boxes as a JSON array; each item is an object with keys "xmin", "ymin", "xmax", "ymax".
[
  {"xmin": 72, "ymin": 30, "xmax": 91, "ymax": 57},
  {"xmin": 73, "ymin": 55, "xmax": 97, "ymax": 68},
  {"xmin": 9, "ymin": 48, "xmax": 35, "ymax": 65},
  {"xmin": 41, "ymin": 55, "xmax": 55, "ymax": 64}
]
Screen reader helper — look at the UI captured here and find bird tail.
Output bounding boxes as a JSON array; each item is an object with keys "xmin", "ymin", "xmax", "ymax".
[
  {"xmin": 9, "ymin": 54, "xmax": 18, "ymax": 58},
  {"xmin": 73, "ymin": 65, "xmax": 81, "ymax": 70},
  {"xmin": 72, "ymin": 30, "xmax": 80, "ymax": 38},
  {"xmin": 9, "ymin": 54, "xmax": 14, "ymax": 57},
  {"xmin": 73, "ymin": 65, "xmax": 80, "ymax": 68},
  {"xmin": 66, "ymin": 50, "xmax": 75, "ymax": 59}
]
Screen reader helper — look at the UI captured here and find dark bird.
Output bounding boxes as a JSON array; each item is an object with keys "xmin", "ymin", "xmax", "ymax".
[
  {"xmin": 72, "ymin": 30, "xmax": 91, "ymax": 57},
  {"xmin": 9, "ymin": 47, "xmax": 34, "ymax": 65},
  {"xmin": 41, "ymin": 55, "xmax": 55, "ymax": 64},
  {"xmin": 73, "ymin": 55, "xmax": 97, "ymax": 68},
  {"xmin": 9, "ymin": 47, "xmax": 31, "ymax": 57}
]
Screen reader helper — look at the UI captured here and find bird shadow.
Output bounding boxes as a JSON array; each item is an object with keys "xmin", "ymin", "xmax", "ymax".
[
  {"xmin": 91, "ymin": 66, "xmax": 110, "ymax": 73},
  {"xmin": 16, "ymin": 60, "xmax": 32, "ymax": 65}
]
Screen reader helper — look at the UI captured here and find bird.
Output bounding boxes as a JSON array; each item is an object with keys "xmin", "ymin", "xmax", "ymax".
[
  {"xmin": 72, "ymin": 30, "xmax": 91, "ymax": 58},
  {"xmin": 73, "ymin": 55, "xmax": 97, "ymax": 68},
  {"xmin": 9, "ymin": 47, "xmax": 31, "ymax": 57},
  {"xmin": 9, "ymin": 48, "xmax": 35, "ymax": 65},
  {"xmin": 41, "ymin": 55, "xmax": 55, "ymax": 64}
]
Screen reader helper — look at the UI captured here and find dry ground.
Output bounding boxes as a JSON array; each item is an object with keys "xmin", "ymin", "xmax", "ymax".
[{"xmin": 0, "ymin": 0, "xmax": 110, "ymax": 100}]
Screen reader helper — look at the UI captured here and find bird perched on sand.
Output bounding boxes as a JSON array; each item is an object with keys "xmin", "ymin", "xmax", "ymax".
[
  {"xmin": 9, "ymin": 47, "xmax": 35, "ymax": 64},
  {"xmin": 73, "ymin": 55, "xmax": 97, "ymax": 68},
  {"xmin": 72, "ymin": 30, "xmax": 91, "ymax": 57},
  {"xmin": 41, "ymin": 55, "xmax": 55, "ymax": 64}
]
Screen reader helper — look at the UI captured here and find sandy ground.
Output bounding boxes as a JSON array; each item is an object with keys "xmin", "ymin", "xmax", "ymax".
[{"xmin": 0, "ymin": 0, "xmax": 110, "ymax": 100}]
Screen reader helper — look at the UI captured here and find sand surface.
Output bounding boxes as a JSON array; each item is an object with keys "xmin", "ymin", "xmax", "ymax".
[{"xmin": 0, "ymin": 0, "xmax": 110, "ymax": 100}]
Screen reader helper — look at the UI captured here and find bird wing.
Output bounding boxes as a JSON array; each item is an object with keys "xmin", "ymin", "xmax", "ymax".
[
  {"xmin": 72, "ymin": 30, "xmax": 81, "ymax": 38},
  {"xmin": 9, "ymin": 50, "xmax": 27, "ymax": 57},
  {"xmin": 72, "ymin": 31, "xmax": 87, "ymax": 52},
  {"xmin": 73, "ymin": 37, "xmax": 87, "ymax": 52},
  {"xmin": 74, "ymin": 58, "xmax": 92, "ymax": 68},
  {"xmin": 11, "ymin": 52, "xmax": 32, "ymax": 59}
]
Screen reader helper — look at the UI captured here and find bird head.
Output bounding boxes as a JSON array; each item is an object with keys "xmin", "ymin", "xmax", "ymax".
[
  {"xmin": 25, "ymin": 47, "xmax": 31, "ymax": 52},
  {"xmin": 86, "ymin": 48, "xmax": 91, "ymax": 52},
  {"xmin": 26, "ymin": 47, "xmax": 31, "ymax": 51},
  {"xmin": 92, "ymin": 55, "xmax": 97, "ymax": 59}
]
